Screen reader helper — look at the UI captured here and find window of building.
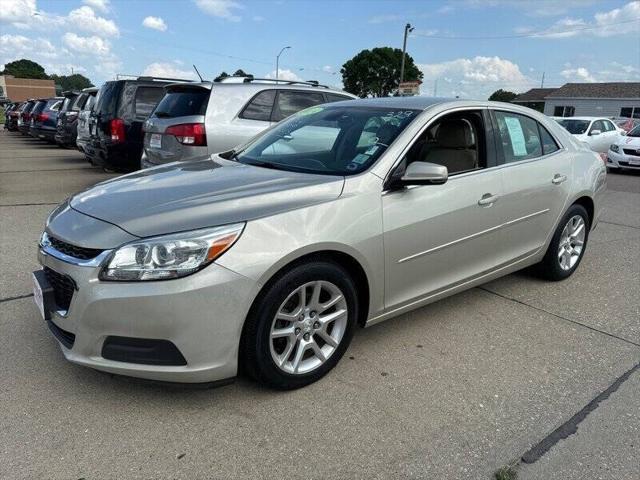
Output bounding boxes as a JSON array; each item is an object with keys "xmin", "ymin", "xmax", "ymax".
[
  {"xmin": 553, "ymin": 106, "xmax": 575, "ymax": 117},
  {"xmin": 620, "ymin": 107, "xmax": 640, "ymax": 119}
]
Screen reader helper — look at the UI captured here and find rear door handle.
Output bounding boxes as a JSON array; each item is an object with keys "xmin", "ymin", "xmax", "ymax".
[
  {"xmin": 552, "ymin": 174, "xmax": 567, "ymax": 185},
  {"xmin": 478, "ymin": 193, "xmax": 499, "ymax": 207}
]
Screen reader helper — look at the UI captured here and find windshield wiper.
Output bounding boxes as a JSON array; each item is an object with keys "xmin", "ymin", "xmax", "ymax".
[
  {"xmin": 153, "ymin": 111, "xmax": 173, "ymax": 118},
  {"xmin": 243, "ymin": 159, "xmax": 290, "ymax": 171}
]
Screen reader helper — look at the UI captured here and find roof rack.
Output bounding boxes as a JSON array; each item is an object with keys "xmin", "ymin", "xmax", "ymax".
[
  {"xmin": 115, "ymin": 74, "xmax": 194, "ymax": 83},
  {"xmin": 214, "ymin": 75, "xmax": 329, "ymax": 88}
]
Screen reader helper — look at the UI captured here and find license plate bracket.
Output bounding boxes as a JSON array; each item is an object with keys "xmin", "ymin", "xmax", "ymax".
[
  {"xmin": 32, "ymin": 270, "xmax": 56, "ymax": 321},
  {"xmin": 150, "ymin": 133, "xmax": 162, "ymax": 149}
]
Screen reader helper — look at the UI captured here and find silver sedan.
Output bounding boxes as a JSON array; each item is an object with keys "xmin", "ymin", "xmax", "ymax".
[{"xmin": 34, "ymin": 97, "xmax": 606, "ymax": 389}]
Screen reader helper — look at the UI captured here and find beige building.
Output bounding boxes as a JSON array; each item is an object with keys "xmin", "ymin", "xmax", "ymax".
[{"xmin": 0, "ymin": 75, "xmax": 56, "ymax": 102}]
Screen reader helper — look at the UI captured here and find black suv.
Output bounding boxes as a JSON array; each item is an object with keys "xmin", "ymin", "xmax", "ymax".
[
  {"xmin": 85, "ymin": 76, "xmax": 190, "ymax": 171},
  {"xmin": 55, "ymin": 90, "xmax": 92, "ymax": 147}
]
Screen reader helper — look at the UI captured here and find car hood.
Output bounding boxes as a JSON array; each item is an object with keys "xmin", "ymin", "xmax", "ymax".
[
  {"xmin": 70, "ymin": 156, "xmax": 345, "ymax": 238},
  {"xmin": 616, "ymin": 136, "xmax": 640, "ymax": 147}
]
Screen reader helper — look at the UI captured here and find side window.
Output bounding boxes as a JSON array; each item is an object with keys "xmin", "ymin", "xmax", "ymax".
[
  {"xmin": 240, "ymin": 90, "xmax": 276, "ymax": 121},
  {"xmin": 604, "ymin": 120, "xmax": 616, "ymax": 132},
  {"xmin": 134, "ymin": 87, "xmax": 164, "ymax": 118},
  {"xmin": 553, "ymin": 106, "xmax": 564, "ymax": 117},
  {"xmin": 538, "ymin": 124, "xmax": 559, "ymax": 155},
  {"xmin": 494, "ymin": 111, "xmax": 542, "ymax": 163},
  {"xmin": 589, "ymin": 120, "xmax": 604, "ymax": 134},
  {"xmin": 325, "ymin": 93, "xmax": 353, "ymax": 103},
  {"xmin": 272, "ymin": 90, "xmax": 325, "ymax": 122}
]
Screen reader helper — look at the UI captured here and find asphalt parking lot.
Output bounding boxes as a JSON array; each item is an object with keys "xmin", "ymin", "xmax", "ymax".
[{"xmin": 0, "ymin": 129, "xmax": 638, "ymax": 480}]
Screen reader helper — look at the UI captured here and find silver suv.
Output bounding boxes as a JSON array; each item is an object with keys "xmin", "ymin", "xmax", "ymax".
[{"xmin": 140, "ymin": 76, "xmax": 355, "ymax": 168}]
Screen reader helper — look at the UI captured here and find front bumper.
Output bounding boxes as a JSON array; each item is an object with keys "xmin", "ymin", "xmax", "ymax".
[
  {"xmin": 607, "ymin": 149, "xmax": 640, "ymax": 170},
  {"xmin": 36, "ymin": 246, "xmax": 257, "ymax": 383}
]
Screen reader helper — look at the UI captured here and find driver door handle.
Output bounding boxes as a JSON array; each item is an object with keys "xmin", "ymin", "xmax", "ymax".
[
  {"xmin": 552, "ymin": 174, "xmax": 567, "ymax": 185},
  {"xmin": 478, "ymin": 193, "xmax": 499, "ymax": 207}
]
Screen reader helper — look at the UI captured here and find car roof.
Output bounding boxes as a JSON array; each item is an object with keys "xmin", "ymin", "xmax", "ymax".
[
  {"xmin": 163, "ymin": 79, "xmax": 354, "ymax": 96},
  {"xmin": 327, "ymin": 96, "xmax": 455, "ymax": 110}
]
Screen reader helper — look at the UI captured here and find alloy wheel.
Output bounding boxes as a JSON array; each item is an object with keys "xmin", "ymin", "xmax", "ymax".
[
  {"xmin": 558, "ymin": 215, "xmax": 586, "ymax": 271},
  {"xmin": 269, "ymin": 280, "xmax": 348, "ymax": 375}
]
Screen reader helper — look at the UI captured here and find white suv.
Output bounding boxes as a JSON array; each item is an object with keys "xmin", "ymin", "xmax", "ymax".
[{"xmin": 141, "ymin": 76, "xmax": 356, "ymax": 168}]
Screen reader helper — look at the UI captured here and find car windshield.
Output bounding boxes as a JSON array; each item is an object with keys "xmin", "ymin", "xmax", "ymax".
[
  {"xmin": 233, "ymin": 105, "xmax": 420, "ymax": 175},
  {"xmin": 627, "ymin": 125, "xmax": 640, "ymax": 137},
  {"xmin": 558, "ymin": 119, "xmax": 590, "ymax": 135}
]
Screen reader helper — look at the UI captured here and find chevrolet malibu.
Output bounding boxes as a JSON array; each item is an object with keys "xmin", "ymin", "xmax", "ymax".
[{"xmin": 34, "ymin": 97, "xmax": 606, "ymax": 389}]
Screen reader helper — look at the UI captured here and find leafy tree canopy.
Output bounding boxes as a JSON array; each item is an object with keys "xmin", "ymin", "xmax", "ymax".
[
  {"xmin": 50, "ymin": 73, "xmax": 93, "ymax": 92},
  {"xmin": 341, "ymin": 47, "xmax": 423, "ymax": 98},
  {"xmin": 1, "ymin": 59, "xmax": 48, "ymax": 79},
  {"xmin": 488, "ymin": 89, "xmax": 518, "ymax": 102}
]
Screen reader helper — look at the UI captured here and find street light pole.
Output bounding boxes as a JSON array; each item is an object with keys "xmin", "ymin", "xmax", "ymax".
[
  {"xmin": 276, "ymin": 46, "xmax": 291, "ymax": 81},
  {"xmin": 399, "ymin": 23, "xmax": 414, "ymax": 86}
]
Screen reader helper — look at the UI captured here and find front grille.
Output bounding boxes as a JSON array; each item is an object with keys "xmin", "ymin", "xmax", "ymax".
[
  {"xmin": 623, "ymin": 148, "xmax": 640, "ymax": 157},
  {"xmin": 49, "ymin": 235, "xmax": 103, "ymax": 260},
  {"xmin": 47, "ymin": 321, "xmax": 75, "ymax": 349},
  {"xmin": 44, "ymin": 267, "xmax": 76, "ymax": 311}
]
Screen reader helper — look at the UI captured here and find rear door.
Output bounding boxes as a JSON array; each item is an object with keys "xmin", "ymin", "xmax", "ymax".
[
  {"xmin": 491, "ymin": 109, "xmax": 571, "ymax": 260},
  {"xmin": 89, "ymin": 81, "xmax": 121, "ymax": 145}
]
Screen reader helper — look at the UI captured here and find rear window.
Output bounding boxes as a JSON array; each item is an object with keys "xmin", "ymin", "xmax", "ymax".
[
  {"xmin": 134, "ymin": 86, "xmax": 165, "ymax": 118},
  {"xmin": 47, "ymin": 99, "xmax": 61, "ymax": 111},
  {"xmin": 95, "ymin": 81, "xmax": 120, "ymax": 115},
  {"xmin": 72, "ymin": 94, "xmax": 88, "ymax": 111},
  {"xmin": 152, "ymin": 88, "xmax": 210, "ymax": 118},
  {"xmin": 32, "ymin": 101, "xmax": 46, "ymax": 114}
]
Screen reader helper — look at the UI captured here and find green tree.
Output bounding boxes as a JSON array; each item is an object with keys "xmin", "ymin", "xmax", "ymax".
[
  {"xmin": 49, "ymin": 74, "xmax": 94, "ymax": 92},
  {"xmin": 488, "ymin": 89, "xmax": 517, "ymax": 102},
  {"xmin": 1, "ymin": 59, "xmax": 48, "ymax": 79},
  {"xmin": 341, "ymin": 47, "xmax": 423, "ymax": 98}
]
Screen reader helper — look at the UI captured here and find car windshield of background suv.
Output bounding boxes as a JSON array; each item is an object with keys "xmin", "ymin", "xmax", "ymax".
[
  {"xmin": 232, "ymin": 106, "xmax": 420, "ymax": 175},
  {"xmin": 627, "ymin": 125, "xmax": 640, "ymax": 137}
]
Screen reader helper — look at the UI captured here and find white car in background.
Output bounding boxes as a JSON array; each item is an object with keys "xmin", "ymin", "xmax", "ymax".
[
  {"xmin": 555, "ymin": 117, "xmax": 623, "ymax": 155},
  {"xmin": 607, "ymin": 123, "xmax": 640, "ymax": 171}
]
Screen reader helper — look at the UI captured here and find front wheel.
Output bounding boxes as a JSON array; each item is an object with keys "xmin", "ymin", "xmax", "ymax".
[
  {"xmin": 536, "ymin": 204, "xmax": 590, "ymax": 281},
  {"xmin": 241, "ymin": 261, "xmax": 358, "ymax": 389}
]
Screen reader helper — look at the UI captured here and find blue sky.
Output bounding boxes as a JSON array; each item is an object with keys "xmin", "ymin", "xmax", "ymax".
[{"xmin": 1, "ymin": 0, "xmax": 639, "ymax": 99}]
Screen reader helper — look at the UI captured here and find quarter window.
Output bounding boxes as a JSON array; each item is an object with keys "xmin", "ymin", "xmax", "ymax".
[
  {"xmin": 240, "ymin": 90, "xmax": 276, "ymax": 122},
  {"xmin": 494, "ymin": 111, "xmax": 542, "ymax": 162},
  {"xmin": 538, "ymin": 125, "xmax": 559, "ymax": 155},
  {"xmin": 325, "ymin": 93, "xmax": 353, "ymax": 103},
  {"xmin": 272, "ymin": 91, "xmax": 325, "ymax": 122}
]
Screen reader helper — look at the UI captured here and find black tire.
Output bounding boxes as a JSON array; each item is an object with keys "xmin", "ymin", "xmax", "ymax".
[
  {"xmin": 241, "ymin": 260, "xmax": 358, "ymax": 390},
  {"xmin": 536, "ymin": 204, "xmax": 590, "ymax": 281}
]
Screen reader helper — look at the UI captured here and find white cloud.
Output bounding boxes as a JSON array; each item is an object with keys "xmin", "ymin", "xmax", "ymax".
[
  {"xmin": 83, "ymin": 0, "xmax": 110, "ymax": 14},
  {"xmin": 63, "ymin": 32, "xmax": 111, "ymax": 56},
  {"xmin": 142, "ymin": 62, "xmax": 197, "ymax": 80},
  {"xmin": 418, "ymin": 56, "xmax": 534, "ymax": 98},
  {"xmin": 68, "ymin": 6, "xmax": 119, "ymax": 37},
  {"xmin": 194, "ymin": 0, "xmax": 243, "ymax": 22},
  {"xmin": 463, "ymin": 0, "xmax": 597, "ymax": 17},
  {"xmin": 265, "ymin": 69, "xmax": 303, "ymax": 82},
  {"xmin": 0, "ymin": 0, "xmax": 37, "ymax": 25},
  {"xmin": 561, "ymin": 67, "xmax": 596, "ymax": 82},
  {"xmin": 322, "ymin": 65, "xmax": 333, "ymax": 73},
  {"xmin": 252, "ymin": 15, "xmax": 264, "ymax": 22},
  {"xmin": 0, "ymin": 34, "xmax": 60, "ymax": 60},
  {"xmin": 142, "ymin": 16, "xmax": 167, "ymax": 32}
]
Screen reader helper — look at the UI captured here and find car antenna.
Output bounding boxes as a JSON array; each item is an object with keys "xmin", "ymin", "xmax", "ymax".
[{"xmin": 192, "ymin": 65, "xmax": 204, "ymax": 82}]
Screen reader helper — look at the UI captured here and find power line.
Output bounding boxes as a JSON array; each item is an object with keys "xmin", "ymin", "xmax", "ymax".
[{"xmin": 411, "ymin": 17, "xmax": 640, "ymax": 40}]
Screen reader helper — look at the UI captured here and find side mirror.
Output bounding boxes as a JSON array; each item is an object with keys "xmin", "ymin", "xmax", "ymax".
[
  {"xmin": 400, "ymin": 161, "xmax": 448, "ymax": 185},
  {"xmin": 589, "ymin": 129, "xmax": 601, "ymax": 136}
]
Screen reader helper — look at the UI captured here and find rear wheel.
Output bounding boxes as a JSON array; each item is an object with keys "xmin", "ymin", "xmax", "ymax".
[
  {"xmin": 242, "ymin": 261, "xmax": 358, "ymax": 389},
  {"xmin": 536, "ymin": 204, "xmax": 590, "ymax": 281}
]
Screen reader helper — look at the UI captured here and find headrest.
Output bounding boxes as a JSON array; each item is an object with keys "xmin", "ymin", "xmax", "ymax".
[
  {"xmin": 436, "ymin": 119, "xmax": 474, "ymax": 148},
  {"xmin": 376, "ymin": 123, "xmax": 398, "ymax": 145}
]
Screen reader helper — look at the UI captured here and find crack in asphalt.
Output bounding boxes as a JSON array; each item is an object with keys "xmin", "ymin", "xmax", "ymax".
[
  {"xmin": 600, "ymin": 220, "xmax": 640, "ymax": 230},
  {"xmin": 0, "ymin": 202, "xmax": 59, "ymax": 207},
  {"xmin": 477, "ymin": 286, "xmax": 640, "ymax": 348},
  {"xmin": 521, "ymin": 362, "xmax": 640, "ymax": 464},
  {"xmin": 0, "ymin": 293, "xmax": 34, "ymax": 304}
]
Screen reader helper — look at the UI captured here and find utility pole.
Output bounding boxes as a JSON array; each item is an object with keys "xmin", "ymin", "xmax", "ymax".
[
  {"xmin": 276, "ymin": 46, "xmax": 291, "ymax": 81},
  {"xmin": 399, "ymin": 23, "xmax": 414, "ymax": 85},
  {"xmin": 540, "ymin": 71, "xmax": 545, "ymax": 88}
]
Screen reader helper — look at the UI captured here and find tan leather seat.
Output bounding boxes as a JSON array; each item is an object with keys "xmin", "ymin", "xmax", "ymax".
[{"xmin": 422, "ymin": 119, "xmax": 477, "ymax": 174}]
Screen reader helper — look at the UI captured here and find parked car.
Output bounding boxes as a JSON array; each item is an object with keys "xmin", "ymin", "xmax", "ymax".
[
  {"xmin": 141, "ymin": 77, "xmax": 356, "ymax": 168},
  {"xmin": 85, "ymin": 76, "xmax": 190, "ymax": 171},
  {"xmin": 34, "ymin": 97, "xmax": 605, "ymax": 389},
  {"xmin": 4, "ymin": 102, "xmax": 21, "ymax": 131},
  {"xmin": 555, "ymin": 117, "xmax": 623, "ymax": 154},
  {"xmin": 607, "ymin": 123, "xmax": 640, "ymax": 171},
  {"xmin": 76, "ymin": 87, "xmax": 99, "ymax": 154},
  {"xmin": 17, "ymin": 99, "xmax": 37, "ymax": 135},
  {"xmin": 29, "ymin": 97, "xmax": 63, "ymax": 142},
  {"xmin": 612, "ymin": 117, "xmax": 640, "ymax": 134},
  {"xmin": 55, "ymin": 90, "xmax": 87, "ymax": 147}
]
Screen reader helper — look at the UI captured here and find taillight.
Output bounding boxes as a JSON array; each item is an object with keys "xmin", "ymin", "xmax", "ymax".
[
  {"xmin": 110, "ymin": 118, "xmax": 125, "ymax": 143},
  {"xmin": 37, "ymin": 113, "xmax": 49, "ymax": 122},
  {"xmin": 165, "ymin": 123, "xmax": 207, "ymax": 146}
]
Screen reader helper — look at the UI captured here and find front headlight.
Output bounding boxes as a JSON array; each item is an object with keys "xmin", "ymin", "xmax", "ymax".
[
  {"xmin": 99, "ymin": 223, "xmax": 244, "ymax": 281},
  {"xmin": 609, "ymin": 144, "xmax": 620, "ymax": 153}
]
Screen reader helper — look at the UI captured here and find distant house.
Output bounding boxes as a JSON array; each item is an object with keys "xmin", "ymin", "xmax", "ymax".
[
  {"xmin": 0, "ymin": 75, "xmax": 56, "ymax": 102},
  {"xmin": 512, "ymin": 88, "xmax": 557, "ymax": 113},
  {"xmin": 514, "ymin": 82, "xmax": 640, "ymax": 118}
]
